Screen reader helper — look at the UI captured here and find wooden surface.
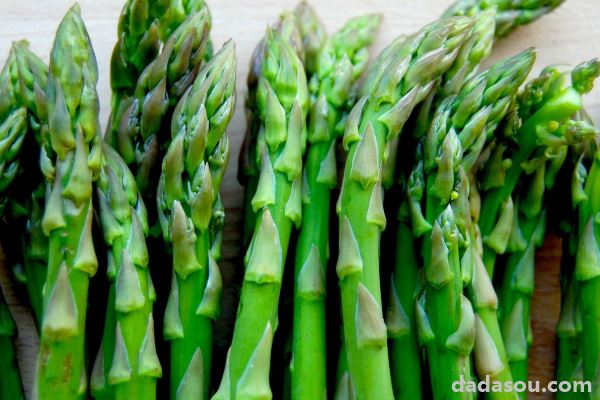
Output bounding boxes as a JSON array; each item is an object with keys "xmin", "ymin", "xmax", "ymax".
[{"xmin": 1, "ymin": 1, "xmax": 599, "ymax": 399}]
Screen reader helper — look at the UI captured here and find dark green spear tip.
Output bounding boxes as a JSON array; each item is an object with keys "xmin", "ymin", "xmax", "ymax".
[{"xmin": 572, "ymin": 59, "xmax": 600, "ymax": 94}]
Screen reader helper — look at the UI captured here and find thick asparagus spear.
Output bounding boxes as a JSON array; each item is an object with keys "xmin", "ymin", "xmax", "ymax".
[
  {"xmin": 291, "ymin": 14, "xmax": 380, "ymax": 399},
  {"xmin": 411, "ymin": 50, "xmax": 535, "ymax": 400},
  {"xmin": 0, "ymin": 41, "xmax": 49, "ymax": 326},
  {"xmin": 158, "ymin": 41, "xmax": 236, "ymax": 399},
  {"xmin": 110, "ymin": 7, "xmax": 211, "ymax": 198},
  {"xmin": 35, "ymin": 6, "xmax": 102, "ymax": 399},
  {"xmin": 213, "ymin": 28, "xmax": 309, "ymax": 400},
  {"xmin": 90, "ymin": 144, "xmax": 161, "ymax": 400},
  {"xmin": 0, "ymin": 288, "xmax": 24, "ymax": 400},
  {"xmin": 335, "ymin": 16, "xmax": 474, "ymax": 399},
  {"xmin": 444, "ymin": 0, "xmax": 565, "ymax": 37}
]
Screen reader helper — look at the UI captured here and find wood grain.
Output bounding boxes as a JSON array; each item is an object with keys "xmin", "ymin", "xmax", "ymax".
[{"xmin": 1, "ymin": 1, "xmax": 599, "ymax": 399}]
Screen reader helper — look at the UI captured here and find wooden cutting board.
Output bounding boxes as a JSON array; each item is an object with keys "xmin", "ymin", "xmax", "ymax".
[{"xmin": 1, "ymin": 1, "xmax": 599, "ymax": 398}]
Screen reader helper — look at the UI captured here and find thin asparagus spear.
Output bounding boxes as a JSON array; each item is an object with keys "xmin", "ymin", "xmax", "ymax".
[
  {"xmin": 0, "ymin": 288, "xmax": 24, "ymax": 400},
  {"xmin": 158, "ymin": 41, "xmax": 236, "ymax": 399},
  {"xmin": 444, "ymin": 0, "xmax": 566, "ymax": 37},
  {"xmin": 291, "ymin": 14, "xmax": 380, "ymax": 399},
  {"xmin": 105, "ymin": 0, "xmax": 161, "ymax": 151},
  {"xmin": 213, "ymin": 28, "xmax": 309, "ymax": 399},
  {"xmin": 335, "ymin": 16, "xmax": 474, "ymax": 399},
  {"xmin": 90, "ymin": 144, "xmax": 161, "ymax": 400},
  {"xmin": 386, "ymin": 14, "xmax": 495, "ymax": 398},
  {"xmin": 35, "ymin": 6, "xmax": 102, "ymax": 399}
]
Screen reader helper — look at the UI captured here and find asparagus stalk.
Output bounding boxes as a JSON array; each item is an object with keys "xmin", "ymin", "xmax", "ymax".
[
  {"xmin": 291, "ymin": 14, "xmax": 380, "ymax": 399},
  {"xmin": 335, "ymin": 16, "xmax": 475, "ymax": 399},
  {"xmin": 386, "ymin": 14, "xmax": 495, "ymax": 397},
  {"xmin": 554, "ymin": 141, "xmax": 595, "ymax": 399},
  {"xmin": 0, "ymin": 49, "xmax": 28, "ymax": 207},
  {"xmin": 0, "ymin": 41, "xmax": 49, "ymax": 326},
  {"xmin": 158, "ymin": 41, "xmax": 236, "ymax": 399},
  {"xmin": 109, "ymin": 6, "xmax": 211, "ymax": 198},
  {"xmin": 238, "ymin": 12, "xmax": 304, "ymax": 248},
  {"xmin": 90, "ymin": 144, "xmax": 161, "ymax": 400},
  {"xmin": 444, "ymin": 0, "xmax": 566, "ymax": 37},
  {"xmin": 294, "ymin": 1, "xmax": 327, "ymax": 75},
  {"xmin": 567, "ymin": 99, "xmax": 600, "ymax": 400},
  {"xmin": 105, "ymin": 0, "xmax": 161, "ymax": 151},
  {"xmin": 213, "ymin": 28, "xmax": 309, "ymax": 399},
  {"xmin": 35, "ymin": 6, "xmax": 102, "ymax": 399},
  {"xmin": 478, "ymin": 61, "xmax": 600, "ymax": 280},
  {"xmin": 411, "ymin": 49, "xmax": 535, "ymax": 399},
  {"xmin": 0, "ymin": 288, "xmax": 24, "ymax": 400},
  {"xmin": 494, "ymin": 119, "xmax": 597, "ymax": 386},
  {"xmin": 387, "ymin": 190, "xmax": 426, "ymax": 399}
]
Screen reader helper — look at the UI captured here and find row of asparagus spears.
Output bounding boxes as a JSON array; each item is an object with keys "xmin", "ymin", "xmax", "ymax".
[{"xmin": 0, "ymin": 0, "xmax": 599, "ymax": 399}]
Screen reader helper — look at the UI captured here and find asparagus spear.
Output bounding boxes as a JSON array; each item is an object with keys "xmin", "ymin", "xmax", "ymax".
[
  {"xmin": 0, "ymin": 49, "xmax": 27, "ymax": 207},
  {"xmin": 294, "ymin": 1, "xmax": 327, "ymax": 75},
  {"xmin": 0, "ymin": 288, "xmax": 24, "ymax": 400},
  {"xmin": 410, "ymin": 49, "xmax": 535, "ymax": 399},
  {"xmin": 479, "ymin": 61, "xmax": 600, "ymax": 278},
  {"xmin": 335, "ymin": 16, "xmax": 475, "ymax": 399},
  {"xmin": 0, "ymin": 41, "xmax": 49, "ymax": 326},
  {"xmin": 387, "ymin": 188, "xmax": 426, "ymax": 399},
  {"xmin": 110, "ymin": 6, "xmax": 211, "ymax": 198},
  {"xmin": 444, "ymin": 0, "xmax": 566, "ymax": 37},
  {"xmin": 35, "ymin": 6, "xmax": 102, "ymax": 399},
  {"xmin": 494, "ymin": 120, "xmax": 597, "ymax": 385},
  {"xmin": 238, "ymin": 12, "xmax": 304, "ymax": 248},
  {"xmin": 213, "ymin": 28, "xmax": 309, "ymax": 400},
  {"xmin": 90, "ymin": 144, "xmax": 161, "ymax": 400},
  {"xmin": 158, "ymin": 41, "xmax": 236, "ymax": 399},
  {"xmin": 386, "ymin": 14, "xmax": 495, "ymax": 397},
  {"xmin": 105, "ymin": 0, "xmax": 161, "ymax": 151},
  {"xmin": 291, "ymin": 14, "xmax": 380, "ymax": 399}
]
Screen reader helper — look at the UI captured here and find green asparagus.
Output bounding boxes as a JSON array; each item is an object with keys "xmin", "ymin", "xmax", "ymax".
[
  {"xmin": 90, "ymin": 144, "xmax": 161, "ymax": 400},
  {"xmin": 387, "ymin": 13, "xmax": 495, "ymax": 398},
  {"xmin": 335, "ymin": 16, "xmax": 475, "ymax": 399},
  {"xmin": 213, "ymin": 28, "xmax": 309, "ymax": 400},
  {"xmin": 0, "ymin": 288, "xmax": 24, "ymax": 400},
  {"xmin": 291, "ymin": 14, "xmax": 380, "ymax": 400},
  {"xmin": 562, "ymin": 70, "xmax": 600, "ymax": 398},
  {"xmin": 35, "ymin": 5, "xmax": 102, "ymax": 399},
  {"xmin": 0, "ymin": 41, "xmax": 49, "ymax": 326},
  {"xmin": 158, "ymin": 41, "xmax": 236, "ymax": 399},
  {"xmin": 410, "ymin": 49, "xmax": 534, "ymax": 399},
  {"xmin": 444, "ymin": 0, "xmax": 566, "ymax": 37},
  {"xmin": 109, "ymin": 6, "xmax": 211, "ymax": 198},
  {"xmin": 105, "ymin": 0, "xmax": 161, "ymax": 152},
  {"xmin": 239, "ymin": 12, "xmax": 304, "ymax": 248},
  {"xmin": 294, "ymin": 1, "xmax": 327, "ymax": 75}
]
